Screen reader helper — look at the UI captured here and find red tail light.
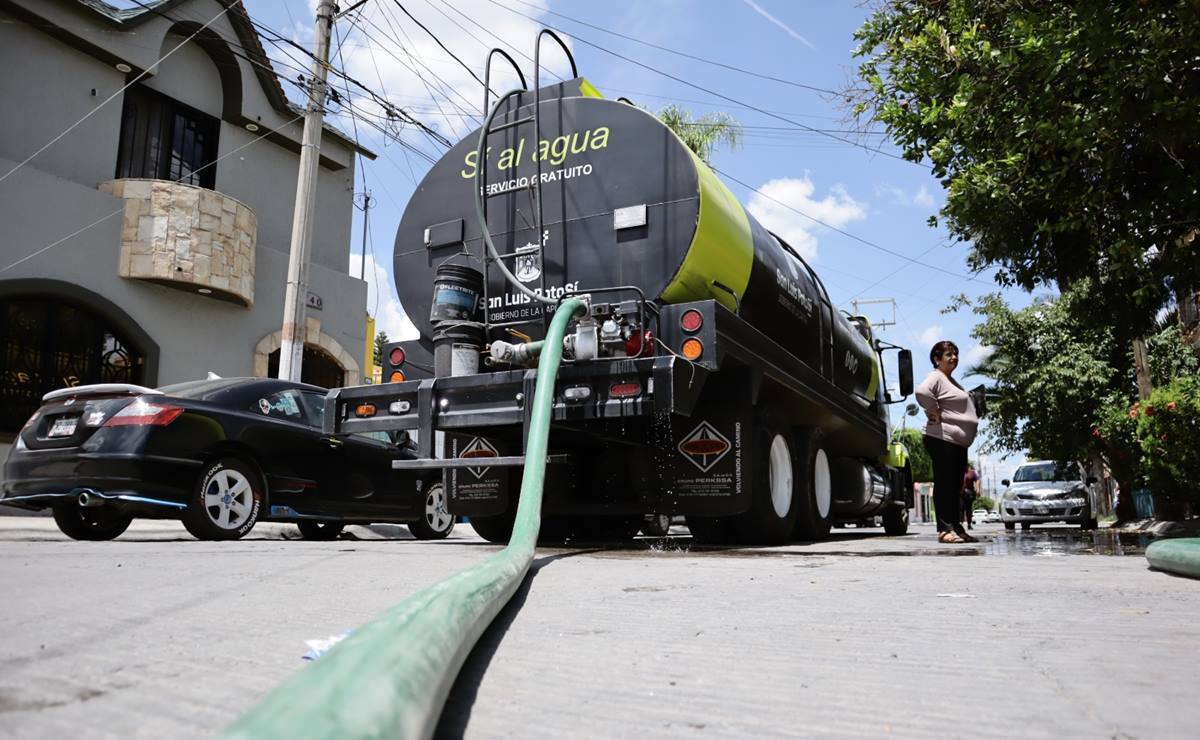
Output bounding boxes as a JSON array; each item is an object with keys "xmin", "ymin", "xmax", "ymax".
[
  {"xmin": 680, "ymin": 309, "xmax": 703, "ymax": 332},
  {"xmin": 610, "ymin": 381, "xmax": 642, "ymax": 398},
  {"xmin": 389, "ymin": 347, "xmax": 405, "ymax": 366},
  {"xmin": 104, "ymin": 398, "xmax": 183, "ymax": 427}
]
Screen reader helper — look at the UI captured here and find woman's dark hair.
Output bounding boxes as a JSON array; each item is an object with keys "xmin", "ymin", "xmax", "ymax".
[{"xmin": 930, "ymin": 340, "xmax": 959, "ymax": 367}]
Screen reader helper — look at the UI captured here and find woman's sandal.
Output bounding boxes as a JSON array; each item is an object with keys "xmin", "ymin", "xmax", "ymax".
[{"xmin": 938, "ymin": 531, "xmax": 966, "ymax": 544}]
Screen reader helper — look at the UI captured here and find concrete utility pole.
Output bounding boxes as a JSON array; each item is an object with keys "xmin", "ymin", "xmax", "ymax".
[{"xmin": 278, "ymin": 0, "xmax": 336, "ymax": 382}]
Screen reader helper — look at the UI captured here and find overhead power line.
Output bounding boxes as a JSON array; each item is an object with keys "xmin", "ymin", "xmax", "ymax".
[
  {"xmin": 503, "ymin": 0, "xmax": 839, "ymax": 96},
  {"xmin": 712, "ymin": 165, "xmax": 991, "ymax": 285},
  {"xmin": 0, "ymin": 2, "xmax": 235, "ymax": 185},
  {"xmin": 483, "ymin": 0, "xmax": 909, "ymax": 163},
  {"xmin": 390, "ymin": 0, "xmax": 494, "ymax": 98},
  {"xmin": 1, "ymin": 113, "xmax": 304, "ymax": 275}
]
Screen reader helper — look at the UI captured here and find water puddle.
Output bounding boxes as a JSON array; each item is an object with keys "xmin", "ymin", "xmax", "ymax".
[{"xmin": 547, "ymin": 526, "xmax": 1157, "ymax": 558}]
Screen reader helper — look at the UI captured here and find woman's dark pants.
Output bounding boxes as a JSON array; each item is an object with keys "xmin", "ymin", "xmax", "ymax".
[{"xmin": 923, "ymin": 435, "xmax": 968, "ymax": 534}]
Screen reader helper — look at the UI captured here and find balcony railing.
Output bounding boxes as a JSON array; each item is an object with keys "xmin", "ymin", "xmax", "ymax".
[{"xmin": 100, "ymin": 179, "xmax": 256, "ymax": 306}]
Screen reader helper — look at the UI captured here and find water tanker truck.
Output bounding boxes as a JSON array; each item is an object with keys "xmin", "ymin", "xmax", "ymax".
[{"xmin": 327, "ymin": 36, "xmax": 916, "ymax": 545}]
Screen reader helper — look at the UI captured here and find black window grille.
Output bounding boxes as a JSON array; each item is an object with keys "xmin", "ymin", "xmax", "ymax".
[
  {"xmin": 267, "ymin": 346, "xmax": 345, "ymax": 390},
  {"xmin": 116, "ymin": 85, "xmax": 219, "ymax": 189},
  {"xmin": 0, "ymin": 296, "xmax": 145, "ymax": 435}
]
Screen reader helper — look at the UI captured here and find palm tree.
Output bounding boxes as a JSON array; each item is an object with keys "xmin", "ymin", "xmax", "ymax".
[{"xmin": 656, "ymin": 104, "xmax": 743, "ymax": 164}]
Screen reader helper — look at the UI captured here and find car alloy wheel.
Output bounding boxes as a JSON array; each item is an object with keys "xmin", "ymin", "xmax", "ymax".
[
  {"xmin": 409, "ymin": 481, "xmax": 455, "ymax": 540},
  {"xmin": 183, "ymin": 458, "xmax": 263, "ymax": 540}
]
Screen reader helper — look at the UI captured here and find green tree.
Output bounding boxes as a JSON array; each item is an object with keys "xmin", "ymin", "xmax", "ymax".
[
  {"xmin": 656, "ymin": 104, "xmax": 743, "ymax": 164},
  {"xmin": 893, "ymin": 427, "xmax": 933, "ymax": 483},
  {"xmin": 968, "ymin": 285, "xmax": 1124, "ymax": 461},
  {"xmin": 852, "ymin": 2, "xmax": 1200, "ymax": 344},
  {"xmin": 373, "ymin": 331, "xmax": 389, "ymax": 366}
]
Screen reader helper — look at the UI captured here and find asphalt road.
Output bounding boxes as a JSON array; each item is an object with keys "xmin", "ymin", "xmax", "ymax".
[{"xmin": 0, "ymin": 517, "xmax": 1196, "ymax": 738}]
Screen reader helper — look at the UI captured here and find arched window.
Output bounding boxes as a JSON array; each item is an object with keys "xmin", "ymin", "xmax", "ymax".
[
  {"xmin": 267, "ymin": 345, "xmax": 345, "ymax": 389},
  {"xmin": 0, "ymin": 296, "xmax": 146, "ymax": 434}
]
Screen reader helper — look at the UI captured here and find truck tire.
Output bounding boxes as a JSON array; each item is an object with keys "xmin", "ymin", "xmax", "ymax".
[
  {"xmin": 882, "ymin": 505, "xmax": 909, "ymax": 536},
  {"xmin": 732, "ymin": 420, "xmax": 800, "ymax": 545},
  {"xmin": 468, "ymin": 508, "xmax": 516, "ymax": 543},
  {"xmin": 791, "ymin": 427, "xmax": 832, "ymax": 542},
  {"xmin": 686, "ymin": 515, "xmax": 730, "ymax": 544},
  {"xmin": 641, "ymin": 513, "xmax": 672, "ymax": 537}
]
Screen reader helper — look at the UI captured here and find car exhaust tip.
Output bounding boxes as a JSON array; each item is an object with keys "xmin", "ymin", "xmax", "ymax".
[{"xmin": 77, "ymin": 490, "xmax": 103, "ymax": 507}]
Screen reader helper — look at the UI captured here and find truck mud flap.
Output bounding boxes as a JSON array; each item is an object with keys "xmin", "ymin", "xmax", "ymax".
[
  {"xmin": 659, "ymin": 371, "xmax": 754, "ymax": 516},
  {"xmin": 445, "ymin": 433, "xmax": 510, "ymax": 517}
]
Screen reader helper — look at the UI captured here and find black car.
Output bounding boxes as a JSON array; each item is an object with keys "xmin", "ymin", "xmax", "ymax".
[{"xmin": 1, "ymin": 378, "xmax": 454, "ymax": 542}]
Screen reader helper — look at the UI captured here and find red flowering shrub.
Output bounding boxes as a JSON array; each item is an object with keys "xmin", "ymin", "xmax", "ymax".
[{"xmin": 1135, "ymin": 377, "xmax": 1200, "ymax": 506}]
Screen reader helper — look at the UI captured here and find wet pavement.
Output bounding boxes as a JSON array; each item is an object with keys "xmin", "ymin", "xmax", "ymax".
[
  {"xmin": 2, "ymin": 517, "xmax": 1197, "ymax": 739},
  {"xmin": 535, "ymin": 520, "xmax": 1157, "ymax": 558}
]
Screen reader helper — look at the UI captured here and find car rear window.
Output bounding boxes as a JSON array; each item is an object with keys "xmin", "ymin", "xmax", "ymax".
[{"xmin": 156, "ymin": 379, "xmax": 245, "ymax": 399}]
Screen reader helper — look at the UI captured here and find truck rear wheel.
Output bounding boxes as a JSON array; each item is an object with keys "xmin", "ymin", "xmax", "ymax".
[
  {"xmin": 792, "ymin": 428, "xmax": 832, "ymax": 541},
  {"xmin": 468, "ymin": 508, "xmax": 516, "ymax": 543},
  {"xmin": 732, "ymin": 421, "xmax": 800, "ymax": 545},
  {"xmin": 686, "ymin": 515, "xmax": 730, "ymax": 544},
  {"xmin": 882, "ymin": 505, "xmax": 909, "ymax": 536}
]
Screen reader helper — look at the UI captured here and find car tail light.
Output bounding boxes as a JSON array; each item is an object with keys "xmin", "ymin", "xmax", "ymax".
[
  {"xmin": 355, "ymin": 403, "xmax": 377, "ymax": 418},
  {"xmin": 680, "ymin": 309, "xmax": 703, "ymax": 332},
  {"xmin": 389, "ymin": 370, "xmax": 406, "ymax": 383},
  {"xmin": 610, "ymin": 381, "xmax": 642, "ymax": 398},
  {"xmin": 389, "ymin": 347, "xmax": 405, "ymax": 366},
  {"xmin": 104, "ymin": 398, "xmax": 183, "ymax": 427},
  {"xmin": 625, "ymin": 329, "xmax": 653, "ymax": 357},
  {"xmin": 681, "ymin": 338, "xmax": 703, "ymax": 361}
]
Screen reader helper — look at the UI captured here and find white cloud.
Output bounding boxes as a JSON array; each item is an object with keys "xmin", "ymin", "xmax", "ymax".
[
  {"xmin": 746, "ymin": 177, "xmax": 866, "ymax": 260},
  {"xmin": 349, "ymin": 253, "xmax": 419, "ymax": 341},
  {"xmin": 876, "ymin": 182, "xmax": 937, "ymax": 208},
  {"xmin": 962, "ymin": 342, "xmax": 993, "ymax": 366},
  {"xmin": 917, "ymin": 324, "xmax": 944, "ymax": 348}
]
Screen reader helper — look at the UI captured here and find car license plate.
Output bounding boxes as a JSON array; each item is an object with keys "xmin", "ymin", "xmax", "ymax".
[
  {"xmin": 1035, "ymin": 506, "xmax": 1049, "ymax": 515},
  {"xmin": 48, "ymin": 417, "xmax": 77, "ymax": 437}
]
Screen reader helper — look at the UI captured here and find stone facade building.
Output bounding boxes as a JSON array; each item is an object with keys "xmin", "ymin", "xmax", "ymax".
[{"xmin": 0, "ymin": 0, "xmax": 374, "ymax": 468}]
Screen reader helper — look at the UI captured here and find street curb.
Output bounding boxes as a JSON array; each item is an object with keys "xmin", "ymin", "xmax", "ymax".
[{"xmin": 1145, "ymin": 538, "xmax": 1200, "ymax": 580}]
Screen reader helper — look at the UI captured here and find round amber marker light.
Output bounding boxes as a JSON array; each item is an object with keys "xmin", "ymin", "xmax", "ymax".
[
  {"xmin": 389, "ymin": 370, "xmax": 405, "ymax": 383},
  {"xmin": 681, "ymin": 338, "xmax": 703, "ymax": 361}
]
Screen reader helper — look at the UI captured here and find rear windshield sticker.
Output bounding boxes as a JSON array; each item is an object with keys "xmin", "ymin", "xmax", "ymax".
[{"xmin": 259, "ymin": 398, "xmax": 271, "ymax": 414}]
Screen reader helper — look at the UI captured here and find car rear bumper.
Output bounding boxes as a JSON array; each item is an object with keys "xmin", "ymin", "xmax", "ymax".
[{"xmin": 2, "ymin": 450, "xmax": 202, "ymax": 511}]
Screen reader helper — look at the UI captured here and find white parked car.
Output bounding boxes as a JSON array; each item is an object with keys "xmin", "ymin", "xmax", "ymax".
[{"xmin": 1000, "ymin": 460, "xmax": 1099, "ymax": 530}]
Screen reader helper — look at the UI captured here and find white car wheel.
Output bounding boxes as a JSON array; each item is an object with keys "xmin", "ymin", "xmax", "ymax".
[{"xmin": 409, "ymin": 481, "xmax": 455, "ymax": 540}]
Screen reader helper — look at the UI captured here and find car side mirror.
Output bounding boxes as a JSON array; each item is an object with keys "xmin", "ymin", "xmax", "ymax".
[
  {"xmin": 1001, "ymin": 479, "xmax": 1010, "ymax": 487},
  {"xmin": 897, "ymin": 349, "xmax": 913, "ymax": 397}
]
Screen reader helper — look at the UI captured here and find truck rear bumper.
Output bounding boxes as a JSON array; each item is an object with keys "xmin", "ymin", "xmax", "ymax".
[{"xmin": 327, "ymin": 355, "xmax": 702, "ymax": 451}]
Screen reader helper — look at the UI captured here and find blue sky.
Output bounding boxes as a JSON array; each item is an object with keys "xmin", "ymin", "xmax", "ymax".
[{"xmin": 240, "ymin": 0, "xmax": 1032, "ymax": 484}]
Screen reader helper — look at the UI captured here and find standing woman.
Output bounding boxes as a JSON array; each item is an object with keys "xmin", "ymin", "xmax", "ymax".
[{"xmin": 916, "ymin": 340, "xmax": 980, "ymax": 544}]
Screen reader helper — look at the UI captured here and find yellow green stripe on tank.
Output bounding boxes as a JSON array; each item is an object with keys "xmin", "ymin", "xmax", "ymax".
[{"xmin": 660, "ymin": 146, "xmax": 753, "ymax": 312}]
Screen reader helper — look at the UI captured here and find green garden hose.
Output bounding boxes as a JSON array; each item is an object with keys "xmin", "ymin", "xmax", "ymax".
[
  {"xmin": 223, "ymin": 297, "xmax": 587, "ymax": 740},
  {"xmin": 1145, "ymin": 538, "xmax": 1200, "ymax": 580}
]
